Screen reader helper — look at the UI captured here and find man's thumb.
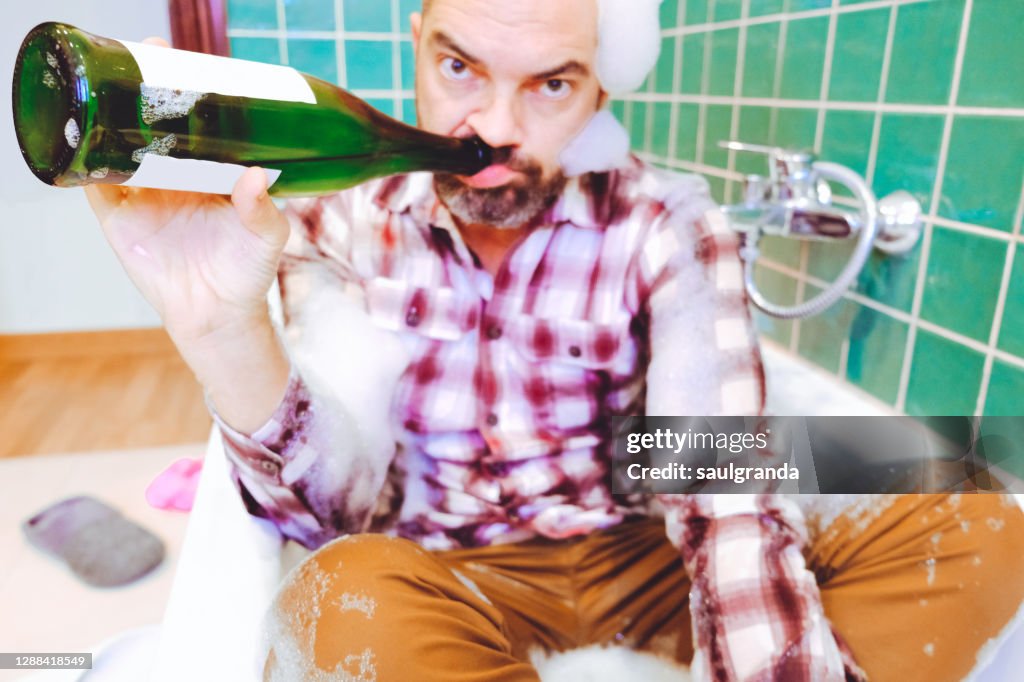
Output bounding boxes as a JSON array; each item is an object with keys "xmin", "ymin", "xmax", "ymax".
[{"xmin": 231, "ymin": 167, "xmax": 287, "ymax": 246}]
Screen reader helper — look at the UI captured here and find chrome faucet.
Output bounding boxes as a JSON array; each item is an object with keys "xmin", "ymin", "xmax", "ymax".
[
  {"xmin": 719, "ymin": 140, "xmax": 922, "ymax": 247},
  {"xmin": 716, "ymin": 140, "xmax": 923, "ymax": 319}
]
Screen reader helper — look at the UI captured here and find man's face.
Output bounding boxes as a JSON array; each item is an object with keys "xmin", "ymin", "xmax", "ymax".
[{"xmin": 411, "ymin": 0, "xmax": 604, "ymax": 228}]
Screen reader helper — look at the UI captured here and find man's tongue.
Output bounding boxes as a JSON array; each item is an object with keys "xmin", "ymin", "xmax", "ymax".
[{"xmin": 465, "ymin": 163, "xmax": 517, "ymax": 189}]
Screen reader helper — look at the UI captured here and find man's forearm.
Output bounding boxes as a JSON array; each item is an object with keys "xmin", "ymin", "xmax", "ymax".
[{"xmin": 171, "ymin": 314, "xmax": 291, "ymax": 435}]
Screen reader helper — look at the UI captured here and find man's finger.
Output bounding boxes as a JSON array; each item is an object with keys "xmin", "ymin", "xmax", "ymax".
[
  {"xmin": 83, "ymin": 184, "xmax": 126, "ymax": 223},
  {"xmin": 141, "ymin": 36, "xmax": 171, "ymax": 48},
  {"xmin": 231, "ymin": 167, "xmax": 288, "ymax": 248}
]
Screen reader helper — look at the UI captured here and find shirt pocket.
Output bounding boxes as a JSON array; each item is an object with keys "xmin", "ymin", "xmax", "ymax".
[
  {"xmin": 364, "ymin": 276, "xmax": 479, "ymax": 341},
  {"xmin": 508, "ymin": 314, "xmax": 631, "ymax": 370}
]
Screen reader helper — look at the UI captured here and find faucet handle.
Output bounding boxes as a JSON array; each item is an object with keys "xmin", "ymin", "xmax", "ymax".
[
  {"xmin": 719, "ymin": 140, "xmax": 779, "ymax": 156},
  {"xmin": 718, "ymin": 140, "xmax": 814, "ymax": 163},
  {"xmin": 718, "ymin": 140, "xmax": 815, "ymax": 184},
  {"xmin": 719, "ymin": 139, "xmax": 818, "ymax": 200}
]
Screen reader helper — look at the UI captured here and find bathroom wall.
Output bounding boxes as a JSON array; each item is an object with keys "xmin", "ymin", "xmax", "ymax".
[{"xmin": 229, "ymin": 0, "xmax": 1024, "ymax": 419}]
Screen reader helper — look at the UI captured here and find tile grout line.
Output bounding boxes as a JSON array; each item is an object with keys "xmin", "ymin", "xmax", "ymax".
[
  {"xmin": 864, "ymin": 3, "xmax": 898, "ymax": 186},
  {"xmin": 894, "ymin": 0, "xmax": 972, "ymax": 414},
  {"xmin": 665, "ymin": 1, "xmax": 687, "ymax": 163},
  {"xmin": 844, "ymin": 0, "xmax": 897, "ymax": 387},
  {"xmin": 617, "ymin": 92, "xmax": 1024, "ymax": 119},
  {"xmin": 390, "ymin": 0, "xmax": 403, "ymax": 120},
  {"xmin": 275, "ymin": 0, "xmax": 289, "ymax": 66},
  {"xmin": 334, "ymin": 0, "xmax": 347, "ymax": 88},
  {"xmin": 819, "ymin": 0, "xmax": 851, "ymax": 376},
  {"xmin": 664, "ymin": 0, "xmax": 931, "ymax": 37},
  {"xmin": 228, "ymin": 29, "xmax": 412, "ymax": 41},
  {"xmin": 643, "ymin": 66, "xmax": 657, "ymax": 155},
  {"xmin": 637, "ymin": 153, "xmax": 745, "ymax": 180},
  {"xmin": 695, "ymin": 0, "xmax": 718, "ymax": 167},
  {"xmin": 623, "ymin": 100, "xmax": 634, "ymax": 143},
  {"xmin": 812, "ymin": 0, "xmax": 840, "ymax": 155},
  {"xmin": 767, "ymin": 8, "xmax": 789, "ymax": 144},
  {"xmin": 793, "ymin": 0, "xmax": 841, "ymax": 358},
  {"xmin": 974, "ymin": 177, "xmax": 1024, "ymax": 415},
  {"xmin": 790, "ymin": 241, "xmax": 808, "ymax": 354},
  {"xmin": 724, "ymin": 0, "xmax": 751, "ymax": 203}
]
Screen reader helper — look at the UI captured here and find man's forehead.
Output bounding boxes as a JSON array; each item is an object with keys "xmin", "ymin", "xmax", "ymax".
[{"xmin": 422, "ymin": 0, "xmax": 599, "ymax": 67}]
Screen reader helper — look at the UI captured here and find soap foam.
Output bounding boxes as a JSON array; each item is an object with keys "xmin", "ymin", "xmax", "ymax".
[
  {"xmin": 140, "ymin": 83, "xmax": 208, "ymax": 125},
  {"xmin": 559, "ymin": 110, "xmax": 631, "ymax": 177},
  {"xmin": 595, "ymin": 0, "xmax": 664, "ymax": 95},
  {"xmin": 64, "ymin": 118, "xmax": 80, "ymax": 148},
  {"xmin": 262, "ymin": 541, "xmax": 380, "ymax": 681},
  {"xmin": 131, "ymin": 133, "xmax": 177, "ymax": 163}
]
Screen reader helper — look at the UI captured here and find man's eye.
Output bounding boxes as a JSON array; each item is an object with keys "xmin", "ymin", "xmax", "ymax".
[
  {"xmin": 440, "ymin": 57, "xmax": 472, "ymax": 81},
  {"xmin": 540, "ymin": 79, "xmax": 571, "ymax": 100}
]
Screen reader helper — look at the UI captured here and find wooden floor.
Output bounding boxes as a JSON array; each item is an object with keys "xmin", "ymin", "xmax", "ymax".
[{"xmin": 0, "ymin": 329, "xmax": 212, "ymax": 458}]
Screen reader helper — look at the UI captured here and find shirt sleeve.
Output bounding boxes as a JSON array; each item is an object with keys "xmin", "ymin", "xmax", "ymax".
[
  {"xmin": 208, "ymin": 191, "xmax": 407, "ymax": 550},
  {"xmin": 635, "ymin": 172, "xmax": 765, "ymax": 417},
  {"xmin": 658, "ymin": 494, "xmax": 866, "ymax": 681},
  {"xmin": 637, "ymin": 174, "xmax": 866, "ymax": 681}
]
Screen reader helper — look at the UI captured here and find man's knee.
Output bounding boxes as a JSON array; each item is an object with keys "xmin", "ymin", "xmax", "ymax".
[
  {"xmin": 263, "ymin": 533, "xmax": 520, "ymax": 681},
  {"xmin": 306, "ymin": 533, "xmax": 435, "ymax": 580},
  {"xmin": 265, "ymin": 535, "xmax": 437, "ymax": 677}
]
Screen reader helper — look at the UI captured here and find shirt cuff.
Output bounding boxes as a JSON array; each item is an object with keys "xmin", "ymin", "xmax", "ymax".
[
  {"xmin": 660, "ymin": 494, "xmax": 808, "ymax": 556},
  {"xmin": 205, "ymin": 364, "xmax": 312, "ymax": 479}
]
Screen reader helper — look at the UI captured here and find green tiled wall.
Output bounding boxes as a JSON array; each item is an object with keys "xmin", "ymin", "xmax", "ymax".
[
  {"xmin": 226, "ymin": 0, "xmax": 1023, "ymax": 418},
  {"xmin": 624, "ymin": 0, "xmax": 1023, "ymax": 418},
  {"xmin": 226, "ymin": 0, "xmax": 419, "ymax": 124}
]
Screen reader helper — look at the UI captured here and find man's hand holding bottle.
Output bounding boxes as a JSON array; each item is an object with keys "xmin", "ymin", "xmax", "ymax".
[{"xmin": 82, "ymin": 37, "xmax": 293, "ymax": 435}]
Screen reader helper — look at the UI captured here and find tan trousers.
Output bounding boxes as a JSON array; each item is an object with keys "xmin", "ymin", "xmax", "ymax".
[{"xmin": 264, "ymin": 494, "xmax": 1024, "ymax": 682}]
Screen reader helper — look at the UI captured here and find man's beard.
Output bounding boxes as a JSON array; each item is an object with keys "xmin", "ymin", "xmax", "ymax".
[{"xmin": 434, "ymin": 153, "xmax": 567, "ymax": 230}]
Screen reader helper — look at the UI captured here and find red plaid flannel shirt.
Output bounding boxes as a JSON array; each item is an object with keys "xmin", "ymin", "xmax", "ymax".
[{"xmin": 212, "ymin": 157, "xmax": 865, "ymax": 681}]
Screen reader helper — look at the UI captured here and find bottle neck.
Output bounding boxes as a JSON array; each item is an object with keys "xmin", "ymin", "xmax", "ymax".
[
  {"xmin": 403, "ymin": 136, "xmax": 493, "ymax": 176},
  {"xmin": 351, "ymin": 99, "xmax": 493, "ymax": 176}
]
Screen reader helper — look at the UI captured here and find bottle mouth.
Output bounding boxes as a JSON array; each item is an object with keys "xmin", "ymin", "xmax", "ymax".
[{"xmin": 12, "ymin": 23, "xmax": 86, "ymax": 186}]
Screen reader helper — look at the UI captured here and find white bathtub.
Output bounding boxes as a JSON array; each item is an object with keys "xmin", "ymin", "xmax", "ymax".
[
  {"xmin": 761, "ymin": 337, "xmax": 1024, "ymax": 498},
  {"xmin": 761, "ymin": 338, "xmax": 898, "ymax": 417}
]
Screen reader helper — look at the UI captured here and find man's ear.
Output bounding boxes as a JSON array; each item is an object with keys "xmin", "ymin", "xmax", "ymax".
[
  {"xmin": 411, "ymin": 12, "xmax": 423, "ymax": 46},
  {"xmin": 597, "ymin": 89, "xmax": 609, "ymax": 110}
]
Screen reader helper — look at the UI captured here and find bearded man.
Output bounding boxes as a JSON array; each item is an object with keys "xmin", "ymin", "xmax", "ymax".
[{"xmin": 85, "ymin": 1, "xmax": 1024, "ymax": 680}]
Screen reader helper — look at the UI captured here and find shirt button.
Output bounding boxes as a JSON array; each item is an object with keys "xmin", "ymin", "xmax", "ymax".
[
  {"xmin": 486, "ymin": 413, "xmax": 499, "ymax": 427},
  {"xmin": 568, "ymin": 345, "xmax": 582, "ymax": 358},
  {"xmin": 486, "ymin": 324, "xmax": 503, "ymax": 340},
  {"xmin": 405, "ymin": 309, "xmax": 421, "ymax": 327}
]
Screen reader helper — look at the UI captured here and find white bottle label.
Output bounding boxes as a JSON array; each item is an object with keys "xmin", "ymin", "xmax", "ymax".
[
  {"xmin": 122, "ymin": 155, "xmax": 282, "ymax": 195},
  {"xmin": 118, "ymin": 40, "xmax": 317, "ymax": 104}
]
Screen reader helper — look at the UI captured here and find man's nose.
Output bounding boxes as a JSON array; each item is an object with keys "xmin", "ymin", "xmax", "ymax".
[{"xmin": 465, "ymin": 92, "xmax": 524, "ymax": 151}]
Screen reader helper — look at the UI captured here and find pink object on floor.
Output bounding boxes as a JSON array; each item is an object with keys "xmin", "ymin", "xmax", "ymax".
[{"xmin": 145, "ymin": 458, "xmax": 203, "ymax": 512}]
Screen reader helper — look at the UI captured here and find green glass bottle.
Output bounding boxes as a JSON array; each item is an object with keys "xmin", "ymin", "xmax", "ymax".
[{"xmin": 12, "ymin": 21, "xmax": 493, "ymax": 197}]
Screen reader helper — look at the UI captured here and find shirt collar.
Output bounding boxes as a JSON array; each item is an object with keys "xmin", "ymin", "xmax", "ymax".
[{"xmin": 371, "ymin": 171, "xmax": 617, "ymax": 232}]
